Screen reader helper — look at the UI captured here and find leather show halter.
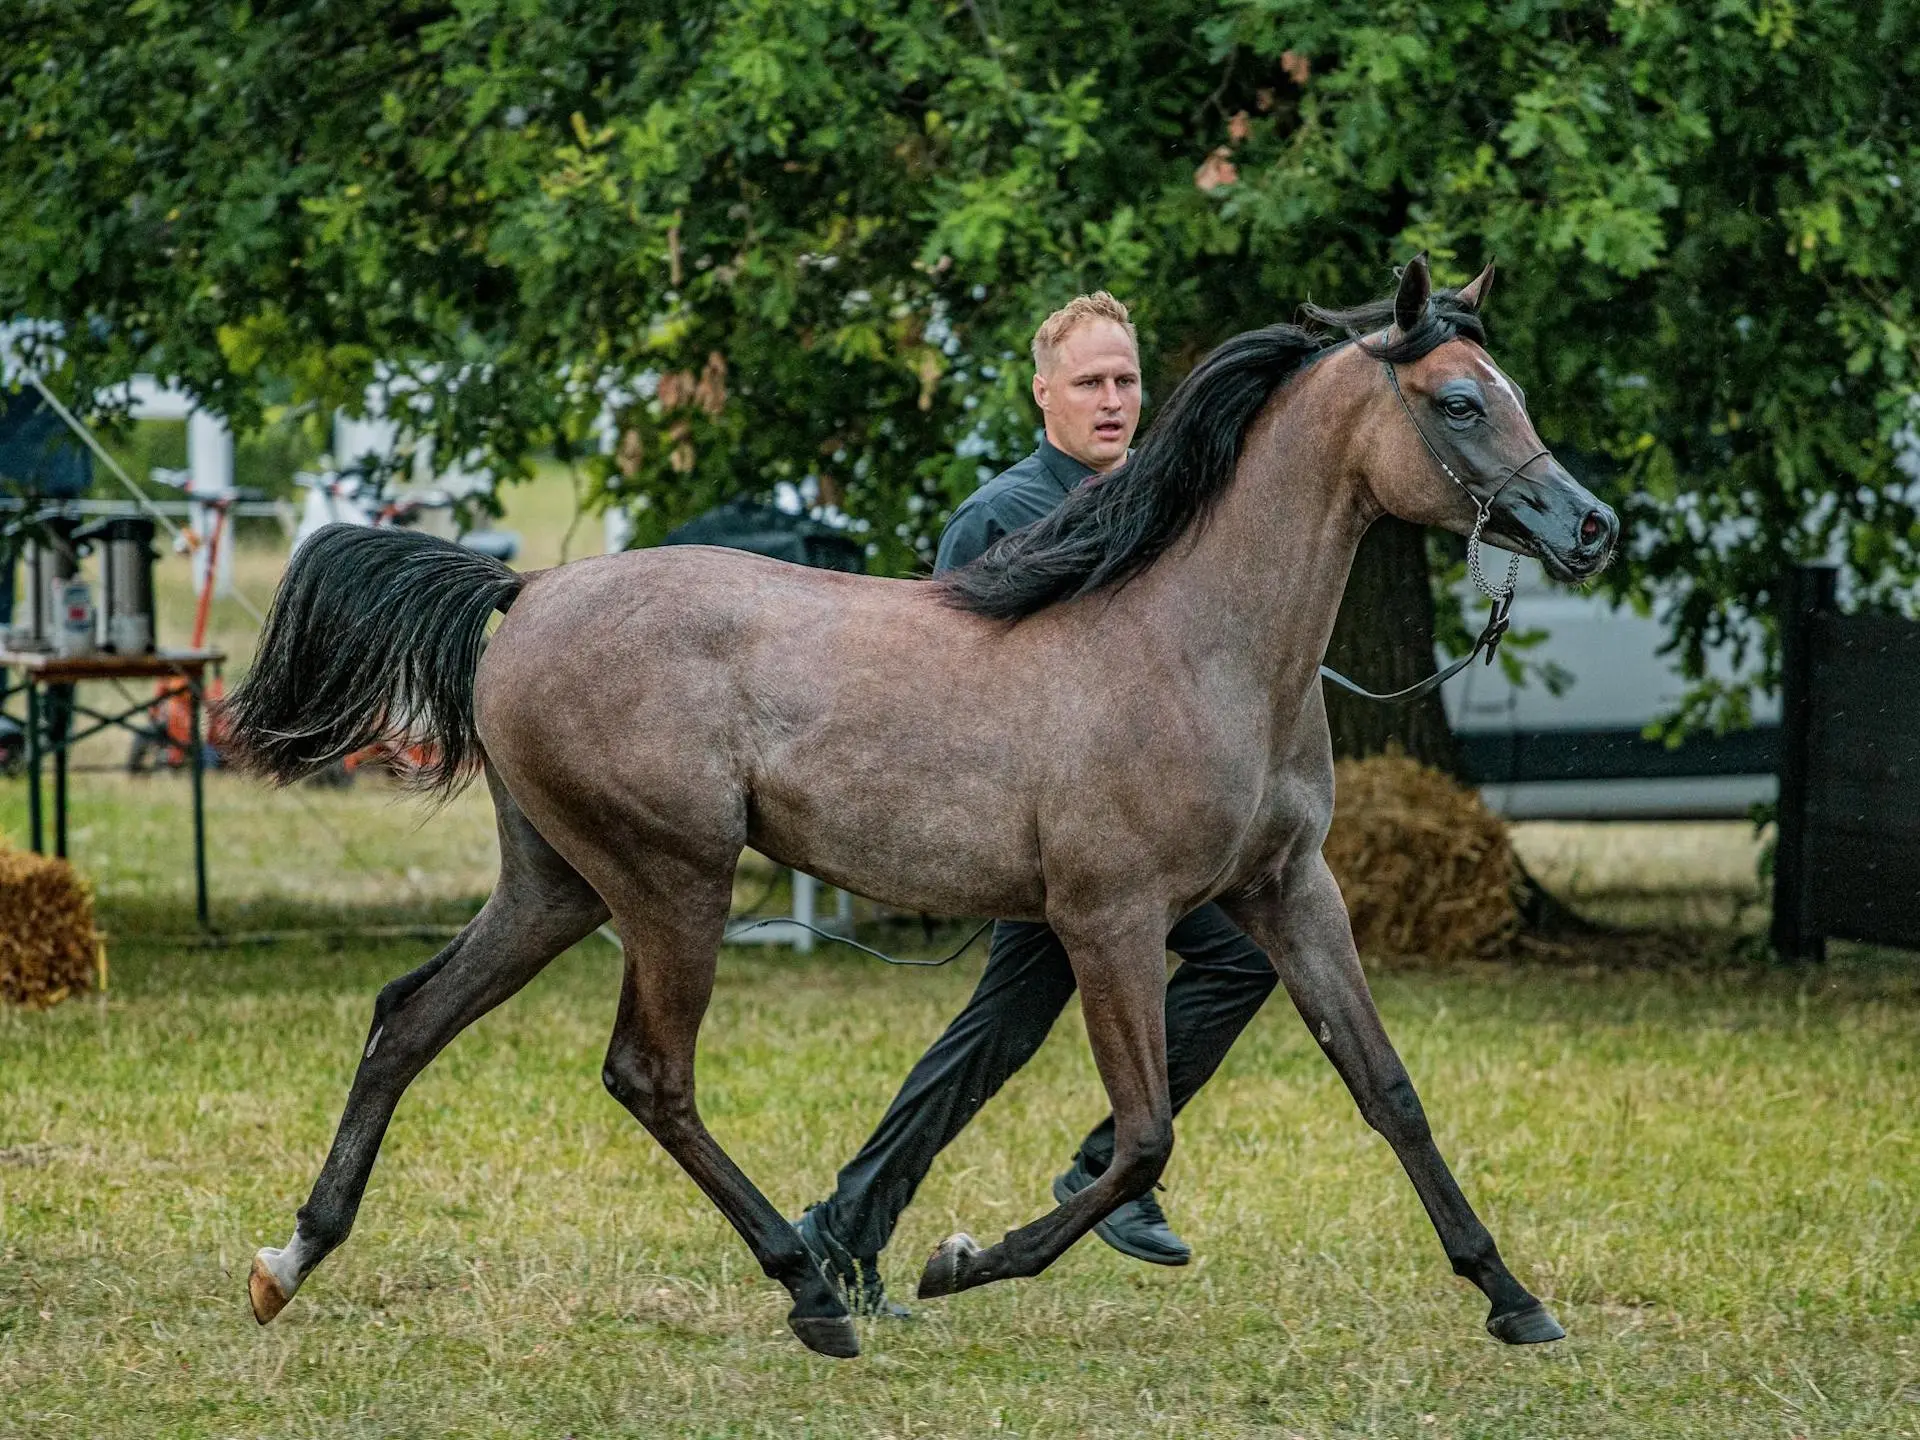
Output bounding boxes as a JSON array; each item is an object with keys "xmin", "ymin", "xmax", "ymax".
[{"xmin": 1317, "ymin": 356, "xmax": 1551, "ymax": 707}]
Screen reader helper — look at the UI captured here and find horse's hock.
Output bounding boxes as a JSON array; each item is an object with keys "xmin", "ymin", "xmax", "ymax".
[
  {"xmin": 1326, "ymin": 754, "xmax": 1520, "ymax": 961},
  {"xmin": 0, "ymin": 841, "xmax": 102, "ymax": 1008}
]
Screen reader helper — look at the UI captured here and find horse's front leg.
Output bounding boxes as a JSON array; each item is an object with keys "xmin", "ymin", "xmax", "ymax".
[
  {"xmin": 917, "ymin": 911, "xmax": 1172, "ymax": 1298},
  {"xmin": 1222, "ymin": 857, "xmax": 1564, "ymax": 1345}
]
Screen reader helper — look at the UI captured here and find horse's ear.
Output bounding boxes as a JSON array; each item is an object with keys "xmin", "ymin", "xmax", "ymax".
[
  {"xmin": 1393, "ymin": 254, "xmax": 1432, "ymax": 334},
  {"xmin": 1457, "ymin": 260, "xmax": 1496, "ymax": 313}
]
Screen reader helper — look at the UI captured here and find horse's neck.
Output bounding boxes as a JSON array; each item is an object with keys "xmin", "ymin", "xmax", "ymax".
[{"xmin": 1134, "ymin": 368, "xmax": 1372, "ymax": 722}]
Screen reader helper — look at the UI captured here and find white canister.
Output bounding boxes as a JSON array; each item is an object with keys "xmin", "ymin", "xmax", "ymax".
[
  {"xmin": 55, "ymin": 578, "xmax": 95, "ymax": 658},
  {"xmin": 107, "ymin": 611, "xmax": 153, "ymax": 654}
]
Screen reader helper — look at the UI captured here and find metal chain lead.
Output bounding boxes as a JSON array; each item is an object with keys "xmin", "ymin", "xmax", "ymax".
[{"xmin": 1466, "ymin": 499, "xmax": 1522, "ymax": 603}]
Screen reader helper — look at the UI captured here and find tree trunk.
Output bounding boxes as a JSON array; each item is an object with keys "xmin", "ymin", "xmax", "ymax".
[{"xmin": 1323, "ymin": 516, "xmax": 1462, "ymax": 776}]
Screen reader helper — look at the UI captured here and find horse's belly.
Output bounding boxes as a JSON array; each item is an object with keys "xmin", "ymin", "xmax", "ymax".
[{"xmin": 747, "ymin": 780, "xmax": 1048, "ymax": 921}]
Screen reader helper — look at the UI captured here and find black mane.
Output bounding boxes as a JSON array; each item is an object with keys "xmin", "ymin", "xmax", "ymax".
[{"xmin": 937, "ymin": 288, "xmax": 1486, "ymax": 621}]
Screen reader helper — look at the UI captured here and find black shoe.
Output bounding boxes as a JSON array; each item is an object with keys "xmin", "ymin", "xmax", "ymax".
[
  {"xmin": 1052, "ymin": 1155, "xmax": 1193, "ymax": 1267},
  {"xmin": 793, "ymin": 1203, "xmax": 912, "ymax": 1319}
]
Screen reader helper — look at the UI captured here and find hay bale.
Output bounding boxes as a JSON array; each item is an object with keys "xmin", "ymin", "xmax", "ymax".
[
  {"xmin": 0, "ymin": 841, "xmax": 102, "ymax": 1008},
  {"xmin": 1324, "ymin": 753, "xmax": 1519, "ymax": 961}
]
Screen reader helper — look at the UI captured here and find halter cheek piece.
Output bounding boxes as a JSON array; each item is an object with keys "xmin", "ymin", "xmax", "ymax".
[{"xmin": 1317, "ymin": 358, "xmax": 1552, "ymax": 707}]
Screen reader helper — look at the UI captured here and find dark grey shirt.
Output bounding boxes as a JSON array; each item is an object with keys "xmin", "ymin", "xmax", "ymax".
[{"xmin": 933, "ymin": 437, "xmax": 1094, "ymax": 574}]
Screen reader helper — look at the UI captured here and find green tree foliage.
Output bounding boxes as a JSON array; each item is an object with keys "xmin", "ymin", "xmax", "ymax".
[{"xmin": 5, "ymin": 0, "xmax": 1918, "ymax": 720}]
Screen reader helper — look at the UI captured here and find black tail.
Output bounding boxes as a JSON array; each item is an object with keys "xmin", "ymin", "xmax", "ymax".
[{"xmin": 221, "ymin": 524, "xmax": 525, "ymax": 794}]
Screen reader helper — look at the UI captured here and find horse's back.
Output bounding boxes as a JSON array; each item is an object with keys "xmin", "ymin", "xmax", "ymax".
[{"xmin": 482, "ymin": 545, "xmax": 968, "ymax": 711}]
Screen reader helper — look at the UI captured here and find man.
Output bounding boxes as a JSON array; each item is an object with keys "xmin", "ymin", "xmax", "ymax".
[{"xmin": 795, "ymin": 292, "xmax": 1279, "ymax": 1316}]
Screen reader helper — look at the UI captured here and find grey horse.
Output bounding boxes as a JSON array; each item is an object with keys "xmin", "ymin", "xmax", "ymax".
[{"xmin": 223, "ymin": 257, "xmax": 1617, "ymax": 1359}]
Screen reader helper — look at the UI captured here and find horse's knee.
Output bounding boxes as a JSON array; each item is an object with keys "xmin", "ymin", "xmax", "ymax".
[
  {"xmin": 1109, "ymin": 1116, "xmax": 1174, "ymax": 1198},
  {"xmin": 600, "ymin": 1044, "xmax": 652, "ymax": 1115},
  {"xmin": 602, "ymin": 1044, "xmax": 694, "ymax": 1137},
  {"xmin": 1367, "ymin": 1074, "xmax": 1431, "ymax": 1147}
]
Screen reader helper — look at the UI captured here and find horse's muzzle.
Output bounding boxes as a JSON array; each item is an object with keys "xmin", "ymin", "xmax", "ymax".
[{"xmin": 1490, "ymin": 464, "xmax": 1618, "ymax": 583}]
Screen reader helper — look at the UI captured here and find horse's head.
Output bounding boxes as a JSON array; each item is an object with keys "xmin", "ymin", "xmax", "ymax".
[{"xmin": 1351, "ymin": 256, "xmax": 1617, "ymax": 584}]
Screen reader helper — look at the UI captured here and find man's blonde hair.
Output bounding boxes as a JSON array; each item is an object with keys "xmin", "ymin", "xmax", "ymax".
[{"xmin": 1031, "ymin": 291, "xmax": 1138, "ymax": 373}]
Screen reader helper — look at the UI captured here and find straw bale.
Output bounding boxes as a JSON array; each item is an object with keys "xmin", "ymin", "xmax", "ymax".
[
  {"xmin": 0, "ymin": 841, "xmax": 102, "ymax": 1008},
  {"xmin": 1324, "ymin": 753, "xmax": 1520, "ymax": 961}
]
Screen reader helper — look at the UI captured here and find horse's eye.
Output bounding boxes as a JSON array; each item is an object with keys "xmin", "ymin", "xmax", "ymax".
[{"xmin": 1442, "ymin": 396, "xmax": 1479, "ymax": 420}]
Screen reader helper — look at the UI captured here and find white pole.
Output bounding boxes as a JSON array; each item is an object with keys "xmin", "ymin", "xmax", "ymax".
[
  {"xmin": 187, "ymin": 410, "xmax": 235, "ymax": 596},
  {"xmin": 603, "ymin": 508, "xmax": 635, "ymax": 554},
  {"xmin": 791, "ymin": 871, "xmax": 816, "ymax": 955}
]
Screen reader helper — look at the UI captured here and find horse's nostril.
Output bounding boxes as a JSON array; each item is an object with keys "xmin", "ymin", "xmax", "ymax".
[{"xmin": 1580, "ymin": 510, "xmax": 1606, "ymax": 545}]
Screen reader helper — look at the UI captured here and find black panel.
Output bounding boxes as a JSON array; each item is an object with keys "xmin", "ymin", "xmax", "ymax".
[
  {"xmin": 0, "ymin": 390, "xmax": 92, "ymax": 498},
  {"xmin": 1457, "ymin": 725, "xmax": 1780, "ymax": 785},
  {"xmin": 1804, "ymin": 836, "xmax": 1920, "ymax": 949},
  {"xmin": 1802, "ymin": 609, "xmax": 1920, "ymax": 950},
  {"xmin": 662, "ymin": 499, "xmax": 866, "ymax": 573}
]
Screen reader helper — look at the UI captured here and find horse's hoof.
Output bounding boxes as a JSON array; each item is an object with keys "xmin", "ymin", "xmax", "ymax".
[
  {"xmin": 789, "ymin": 1312, "xmax": 861, "ymax": 1359},
  {"xmin": 248, "ymin": 1251, "xmax": 294, "ymax": 1325},
  {"xmin": 1487, "ymin": 1301, "xmax": 1566, "ymax": 1345},
  {"xmin": 916, "ymin": 1232, "xmax": 981, "ymax": 1299}
]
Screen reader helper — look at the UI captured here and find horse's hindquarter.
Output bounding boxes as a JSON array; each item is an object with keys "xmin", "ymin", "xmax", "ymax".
[{"xmin": 475, "ymin": 551, "xmax": 755, "ymax": 876}]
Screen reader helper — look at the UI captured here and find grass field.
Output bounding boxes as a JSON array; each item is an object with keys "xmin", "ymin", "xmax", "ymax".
[
  {"xmin": 4, "ymin": 872, "xmax": 1918, "ymax": 1438},
  {"xmin": 4, "ymin": 473, "xmax": 1917, "ymax": 1437}
]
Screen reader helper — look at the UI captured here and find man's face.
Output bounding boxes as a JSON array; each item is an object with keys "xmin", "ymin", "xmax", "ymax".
[{"xmin": 1033, "ymin": 319, "xmax": 1142, "ymax": 472}]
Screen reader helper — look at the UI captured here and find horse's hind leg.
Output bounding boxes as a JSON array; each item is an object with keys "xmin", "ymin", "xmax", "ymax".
[
  {"xmin": 248, "ymin": 769, "xmax": 609, "ymax": 1323},
  {"xmin": 918, "ymin": 911, "xmax": 1175, "ymax": 1298},
  {"xmin": 598, "ymin": 858, "xmax": 857, "ymax": 1359}
]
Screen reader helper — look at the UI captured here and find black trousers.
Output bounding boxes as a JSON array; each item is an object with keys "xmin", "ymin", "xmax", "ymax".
[{"xmin": 818, "ymin": 902, "xmax": 1278, "ymax": 1260}]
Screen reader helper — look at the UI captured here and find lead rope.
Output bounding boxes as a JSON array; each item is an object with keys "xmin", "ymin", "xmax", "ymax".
[
  {"xmin": 1317, "ymin": 361, "xmax": 1545, "ymax": 707},
  {"xmin": 598, "ymin": 914, "xmax": 992, "ymax": 968},
  {"xmin": 1465, "ymin": 494, "xmax": 1522, "ymax": 605},
  {"xmin": 723, "ymin": 915, "xmax": 991, "ymax": 967}
]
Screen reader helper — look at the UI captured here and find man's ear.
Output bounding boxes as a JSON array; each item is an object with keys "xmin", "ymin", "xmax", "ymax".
[
  {"xmin": 1456, "ymin": 259, "xmax": 1496, "ymax": 312},
  {"xmin": 1032, "ymin": 370, "xmax": 1050, "ymax": 414},
  {"xmin": 1393, "ymin": 253, "xmax": 1432, "ymax": 335}
]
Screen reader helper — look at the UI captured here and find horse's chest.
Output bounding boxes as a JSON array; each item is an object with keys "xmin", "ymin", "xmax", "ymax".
[{"xmin": 1236, "ymin": 731, "xmax": 1336, "ymax": 871}]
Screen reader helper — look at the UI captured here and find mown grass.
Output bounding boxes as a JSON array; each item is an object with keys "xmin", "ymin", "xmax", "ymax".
[{"xmin": 5, "ymin": 909, "xmax": 1919, "ymax": 1438}]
